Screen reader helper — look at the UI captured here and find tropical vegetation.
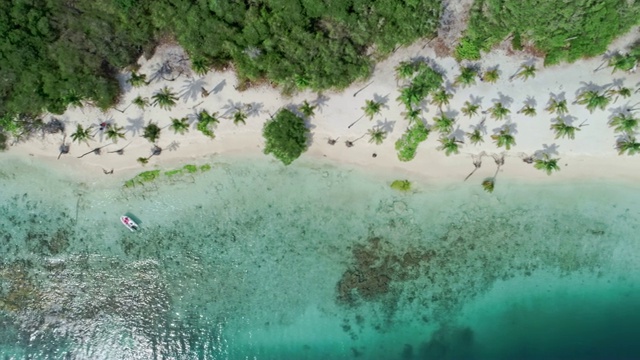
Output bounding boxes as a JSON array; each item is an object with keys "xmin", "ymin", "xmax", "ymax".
[
  {"xmin": 262, "ymin": 109, "xmax": 309, "ymax": 165},
  {"xmin": 533, "ymin": 154, "xmax": 561, "ymax": 175},
  {"xmin": 196, "ymin": 110, "xmax": 220, "ymax": 139},
  {"xmin": 457, "ymin": 0, "xmax": 640, "ymax": 65},
  {"xmin": 395, "ymin": 121, "xmax": 430, "ymax": 162}
]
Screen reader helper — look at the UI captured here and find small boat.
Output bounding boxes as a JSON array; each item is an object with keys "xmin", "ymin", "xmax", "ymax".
[{"xmin": 120, "ymin": 215, "xmax": 140, "ymax": 232}]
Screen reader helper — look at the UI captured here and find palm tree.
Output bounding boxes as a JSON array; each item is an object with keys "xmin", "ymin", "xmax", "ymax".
[
  {"xmin": 63, "ymin": 90, "xmax": 84, "ymax": 109},
  {"xmin": 518, "ymin": 104, "xmax": 537, "ymax": 116},
  {"xmin": 466, "ymin": 129, "xmax": 484, "ymax": 145},
  {"xmin": 550, "ymin": 119, "xmax": 580, "ymax": 139},
  {"xmin": 70, "ymin": 124, "xmax": 93, "ymax": 146},
  {"xmin": 105, "ymin": 123, "xmax": 126, "ymax": 143},
  {"xmin": 197, "ymin": 110, "xmax": 219, "ymax": 138},
  {"xmin": 397, "ymin": 85, "xmax": 421, "ymax": 110},
  {"xmin": 491, "ymin": 128, "xmax": 516, "ymax": 150},
  {"xmin": 233, "ymin": 110, "xmax": 248, "ymax": 126},
  {"xmin": 545, "ymin": 98, "xmax": 568, "ymax": 115},
  {"xmin": 137, "ymin": 157, "xmax": 149, "ymax": 165},
  {"xmin": 606, "ymin": 86, "xmax": 632, "ymax": 103},
  {"xmin": 132, "ymin": 96, "xmax": 149, "ymax": 109},
  {"xmin": 533, "ymin": 154, "xmax": 561, "ymax": 175},
  {"xmin": 367, "ymin": 128, "xmax": 387, "ymax": 145},
  {"xmin": 609, "ymin": 113, "xmax": 639, "ymax": 134},
  {"xmin": 191, "ymin": 58, "xmax": 209, "ymax": 76},
  {"xmin": 142, "ymin": 122, "xmax": 161, "ymax": 143},
  {"xmin": 433, "ymin": 113, "xmax": 455, "ymax": 134},
  {"xmin": 403, "ymin": 108, "xmax": 422, "ymax": 124},
  {"xmin": 294, "ymin": 74, "xmax": 311, "ymax": 89},
  {"xmin": 299, "ymin": 100, "xmax": 317, "ymax": 118},
  {"xmin": 363, "ymin": 99, "xmax": 382, "ymax": 120},
  {"xmin": 128, "ymin": 72, "xmax": 147, "ymax": 87},
  {"xmin": 350, "ymin": 98, "xmax": 384, "ymax": 128},
  {"xmin": 511, "ymin": 65, "xmax": 536, "ymax": 81},
  {"xmin": 455, "ymin": 66, "xmax": 478, "ymax": 87},
  {"xmin": 575, "ymin": 90, "xmax": 610, "ymax": 113},
  {"xmin": 616, "ymin": 136, "xmax": 640, "ymax": 155},
  {"xmin": 170, "ymin": 117, "xmax": 189, "ymax": 135},
  {"xmin": 461, "ymin": 101, "xmax": 481, "ymax": 118},
  {"xmin": 438, "ymin": 136, "xmax": 461, "ymax": 156},
  {"xmin": 487, "ymin": 102, "xmax": 511, "ymax": 120},
  {"xmin": 431, "ymin": 88, "xmax": 453, "ymax": 109},
  {"xmin": 395, "ymin": 61, "xmax": 416, "ymax": 82},
  {"xmin": 152, "ymin": 87, "xmax": 179, "ymax": 110},
  {"xmin": 482, "ymin": 178, "xmax": 495, "ymax": 193},
  {"xmin": 608, "ymin": 53, "xmax": 637, "ymax": 74},
  {"xmin": 482, "ymin": 68, "xmax": 500, "ymax": 83}
]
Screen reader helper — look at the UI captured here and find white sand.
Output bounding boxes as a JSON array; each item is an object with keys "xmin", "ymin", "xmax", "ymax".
[{"xmin": 3, "ymin": 29, "xmax": 640, "ymax": 185}]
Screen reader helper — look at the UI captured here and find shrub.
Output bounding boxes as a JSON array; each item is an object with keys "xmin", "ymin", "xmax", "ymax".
[
  {"xmin": 395, "ymin": 122, "xmax": 430, "ymax": 162},
  {"xmin": 455, "ymin": 38, "xmax": 481, "ymax": 61},
  {"xmin": 262, "ymin": 109, "xmax": 309, "ymax": 165},
  {"xmin": 390, "ymin": 180, "xmax": 412, "ymax": 191}
]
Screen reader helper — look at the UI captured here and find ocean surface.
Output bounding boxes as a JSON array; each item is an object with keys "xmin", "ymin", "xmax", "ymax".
[{"xmin": 0, "ymin": 155, "xmax": 639, "ymax": 360}]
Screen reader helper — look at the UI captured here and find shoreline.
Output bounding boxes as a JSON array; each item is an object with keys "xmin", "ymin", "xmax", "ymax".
[{"xmin": 2, "ymin": 29, "xmax": 640, "ymax": 186}]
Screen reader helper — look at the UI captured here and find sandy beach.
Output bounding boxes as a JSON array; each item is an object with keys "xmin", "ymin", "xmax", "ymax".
[{"xmin": 4, "ymin": 28, "xmax": 640, "ymax": 185}]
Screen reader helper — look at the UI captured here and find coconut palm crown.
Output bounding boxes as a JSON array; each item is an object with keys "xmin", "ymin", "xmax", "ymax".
[
  {"xmin": 362, "ymin": 99, "xmax": 383, "ymax": 120},
  {"xmin": 105, "ymin": 123, "xmax": 126, "ymax": 143},
  {"xmin": 128, "ymin": 72, "xmax": 147, "ymax": 87},
  {"xmin": 142, "ymin": 122, "xmax": 161, "ymax": 143},
  {"xmin": 467, "ymin": 129, "xmax": 484, "ymax": 145},
  {"xmin": 438, "ymin": 136, "xmax": 461, "ymax": 156},
  {"xmin": 518, "ymin": 104, "xmax": 537, "ymax": 116},
  {"xmin": 488, "ymin": 102, "xmax": 511, "ymax": 120},
  {"xmin": 461, "ymin": 101, "xmax": 481, "ymax": 118},
  {"xmin": 575, "ymin": 90, "xmax": 610, "ymax": 113},
  {"xmin": 432, "ymin": 113, "xmax": 455, "ymax": 134},
  {"xmin": 170, "ymin": 117, "xmax": 190, "ymax": 135},
  {"xmin": 512, "ymin": 65, "xmax": 536, "ymax": 81},
  {"xmin": 152, "ymin": 87, "xmax": 179, "ymax": 110},
  {"xmin": 491, "ymin": 128, "xmax": 516, "ymax": 150},
  {"xmin": 233, "ymin": 110, "xmax": 248, "ymax": 126},
  {"xmin": 616, "ymin": 136, "xmax": 640, "ymax": 155},
  {"xmin": 546, "ymin": 98, "xmax": 568, "ymax": 115},
  {"xmin": 550, "ymin": 119, "xmax": 580, "ymax": 139},
  {"xmin": 70, "ymin": 124, "xmax": 93, "ymax": 146},
  {"xmin": 533, "ymin": 154, "xmax": 561, "ymax": 175},
  {"xmin": 609, "ymin": 113, "xmax": 639, "ymax": 134},
  {"xmin": 431, "ymin": 88, "xmax": 453, "ymax": 109},
  {"xmin": 367, "ymin": 128, "xmax": 387, "ymax": 145},
  {"xmin": 455, "ymin": 66, "xmax": 478, "ymax": 87},
  {"xmin": 299, "ymin": 100, "xmax": 317, "ymax": 118},
  {"xmin": 482, "ymin": 68, "xmax": 500, "ymax": 83}
]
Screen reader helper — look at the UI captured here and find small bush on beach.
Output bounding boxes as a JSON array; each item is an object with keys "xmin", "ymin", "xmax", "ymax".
[
  {"xmin": 395, "ymin": 122, "xmax": 430, "ymax": 162},
  {"xmin": 262, "ymin": 109, "xmax": 309, "ymax": 165},
  {"xmin": 390, "ymin": 180, "xmax": 412, "ymax": 191}
]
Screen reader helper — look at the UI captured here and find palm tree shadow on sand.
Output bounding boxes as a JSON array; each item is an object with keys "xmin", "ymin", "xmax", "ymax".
[
  {"xmin": 180, "ymin": 77, "xmax": 208, "ymax": 103},
  {"xmin": 125, "ymin": 117, "xmax": 145, "ymax": 137}
]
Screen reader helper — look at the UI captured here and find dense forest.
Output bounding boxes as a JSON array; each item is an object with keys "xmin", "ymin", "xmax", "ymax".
[
  {"xmin": 1, "ymin": 0, "xmax": 639, "ymax": 149},
  {"xmin": 0, "ymin": 0, "xmax": 441, "ymax": 118},
  {"xmin": 457, "ymin": 0, "xmax": 640, "ymax": 64}
]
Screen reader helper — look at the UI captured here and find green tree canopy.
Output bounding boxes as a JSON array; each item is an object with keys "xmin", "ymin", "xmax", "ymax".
[
  {"xmin": 262, "ymin": 109, "xmax": 309, "ymax": 165},
  {"xmin": 458, "ymin": 0, "xmax": 640, "ymax": 65}
]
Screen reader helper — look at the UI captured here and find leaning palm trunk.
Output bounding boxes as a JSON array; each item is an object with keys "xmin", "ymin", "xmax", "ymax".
[
  {"xmin": 348, "ymin": 114, "xmax": 366, "ymax": 129},
  {"xmin": 464, "ymin": 152, "xmax": 485, "ymax": 181}
]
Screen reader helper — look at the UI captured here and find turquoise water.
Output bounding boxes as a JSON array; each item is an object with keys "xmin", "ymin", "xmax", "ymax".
[{"xmin": 0, "ymin": 155, "xmax": 639, "ymax": 359}]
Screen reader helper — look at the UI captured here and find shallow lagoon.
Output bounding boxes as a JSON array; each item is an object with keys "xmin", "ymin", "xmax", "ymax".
[{"xmin": 0, "ymin": 155, "xmax": 639, "ymax": 359}]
